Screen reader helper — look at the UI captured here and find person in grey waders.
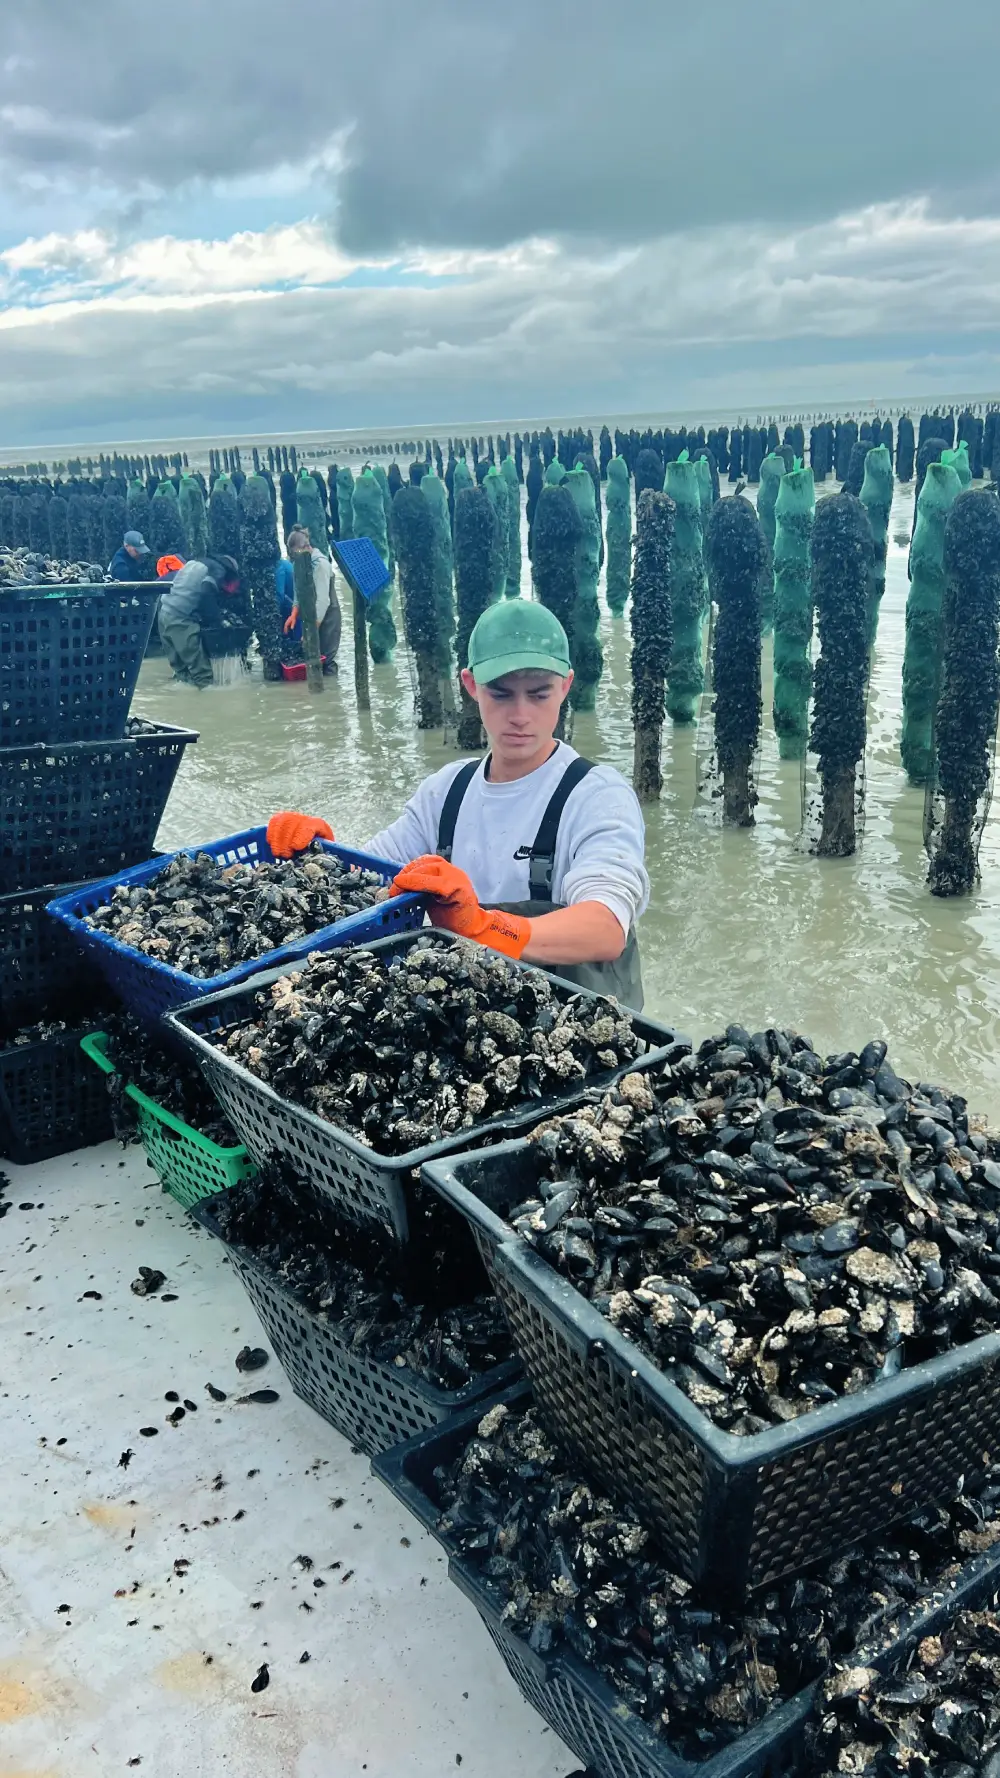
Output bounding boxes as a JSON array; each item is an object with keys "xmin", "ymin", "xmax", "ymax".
[
  {"xmin": 157, "ymin": 554, "xmax": 242, "ymax": 688},
  {"xmin": 265, "ymin": 601, "xmax": 648, "ymax": 1008}
]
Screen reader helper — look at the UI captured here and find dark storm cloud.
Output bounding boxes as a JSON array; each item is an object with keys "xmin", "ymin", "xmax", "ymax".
[{"xmin": 1, "ymin": 0, "xmax": 996, "ymax": 249}]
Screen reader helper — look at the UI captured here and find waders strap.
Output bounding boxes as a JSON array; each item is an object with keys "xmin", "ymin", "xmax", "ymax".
[{"xmin": 436, "ymin": 760, "xmax": 481, "ymax": 860}]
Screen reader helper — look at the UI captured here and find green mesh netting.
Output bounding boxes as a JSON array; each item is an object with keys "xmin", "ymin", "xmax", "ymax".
[
  {"xmin": 372, "ymin": 463, "xmax": 394, "ymax": 575},
  {"xmin": 239, "ymin": 473, "xmax": 282, "ymax": 680},
  {"xmin": 771, "ymin": 468, "xmax": 815, "ymax": 760},
  {"xmin": 296, "ymin": 470, "xmax": 330, "ymax": 557},
  {"xmin": 483, "ymin": 467, "xmax": 509, "ymax": 601},
  {"xmin": 630, "ymin": 489, "xmax": 674, "ymax": 799},
  {"xmin": 208, "ymin": 473, "xmax": 240, "ymax": 563},
  {"xmin": 707, "ymin": 495, "xmax": 766, "ymax": 825},
  {"xmin": 500, "ymin": 454, "xmax": 522, "ymax": 596},
  {"xmin": 663, "ymin": 458, "xmax": 707, "ymax": 724},
  {"xmin": 420, "ymin": 471, "xmax": 456, "ymax": 678},
  {"xmin": 901, "ymin": 462, "xmax": 962, "ymax": 785},
  {"xmin": 353, "ymin": 469, "xmax": 396, "ymax": 664},
  {"xmin": 693, "ymin": 452, "xmax": 714, "ymax": 571},
  {"xmin": 756, "ymin": 453, "xmax": 786, "ymax": 635},
  {"xmin": 605, "ymin": 456, "xmax": 631, "ymax": 617},
  {"xmin": 178, "ymin": 474, "xmax": 208, "ymax": 558},
  {"xmin": 544, "ymin": 459, "xmax": 567, "ymax": 486},
  {"xmin": 336, "ymin": 466, "xmax": 355, "ymax": 541},
  {"xmin": 564, "ymin": 465, "xmax": 603, "ymax": 712},
  {"xmin": 859, "ymin": 445, "xmax": 893, "ymax": 651},
  {"xmin": 927, "ymin": 491, "xmax": 1000, "ymax": 896},
  {"xmin": 810, "ymin": 493, "xmax": 872, "ymax": 856},
  {"xmin": 150, "ymin": 479, "xmax": 187, "ymax": 559},
  {"xmin": 942, "ymin": 441, "xmax": 972, "ymax": 490}
]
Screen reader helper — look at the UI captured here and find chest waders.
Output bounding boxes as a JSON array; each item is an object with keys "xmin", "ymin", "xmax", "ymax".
[{"xmin": 436, "ymin": 756, "xmax": 644, "ymax": 1011}]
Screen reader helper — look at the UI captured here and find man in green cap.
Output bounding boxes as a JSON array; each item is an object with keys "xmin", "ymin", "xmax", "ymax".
[{"xmin": 267, "ymin": 600, "xmax": 648, "ymax": 1007}]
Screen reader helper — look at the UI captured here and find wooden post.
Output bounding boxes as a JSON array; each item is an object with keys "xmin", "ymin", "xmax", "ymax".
[
  {"xmin": 291, "ymin": 542, "xmax": 324, "ymax": 695},
  {"xmin": 353, "ymin": 589, "xmax": 370, "ymax": 712}
]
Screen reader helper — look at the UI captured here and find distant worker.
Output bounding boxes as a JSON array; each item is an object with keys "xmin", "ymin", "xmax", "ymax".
[
  {"xmin": 108, "ymin": 530, "xmax": 150, "ymax": 581},
  {"xmin": 156, "ymin": 553, "xmax": 185, "ymax": 583},
  {"xmin": 157, "ymin": 554, "xmax": 242, "ymax": 689},
  {"xmin": 282, "ymin": 526, "xmax": 341, "ymax": 674}
]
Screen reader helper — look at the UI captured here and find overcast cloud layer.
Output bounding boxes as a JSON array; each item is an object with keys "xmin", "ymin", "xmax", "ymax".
[{"xmin": 0, "ymin": 1, "xmax": 996, "ymax": 445}]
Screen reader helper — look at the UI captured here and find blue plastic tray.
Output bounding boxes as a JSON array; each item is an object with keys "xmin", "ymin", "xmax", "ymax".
[
  {"xmin": 45, "ymin": 825, "xmax": 425, "ymax": 1025},
  {"xmin": 331, "ymin": 537, "xmax": 391, "ymax": 602}
]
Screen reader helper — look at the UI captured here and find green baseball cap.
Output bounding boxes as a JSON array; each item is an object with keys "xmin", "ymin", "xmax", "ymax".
[{"xmin": 466, "ymin": 599, "xmax": 571, "ymax": 684}]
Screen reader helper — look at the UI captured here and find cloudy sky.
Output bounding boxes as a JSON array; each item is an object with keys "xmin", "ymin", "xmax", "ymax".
[{"xmin": 0, "ymin": 0, "xmax": 997, "ymax": 447}]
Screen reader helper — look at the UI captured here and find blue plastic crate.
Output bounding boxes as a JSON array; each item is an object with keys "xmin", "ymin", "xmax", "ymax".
[
  {"xmin": 45, "ymin": 825, "xmax": 425, "ymax": 1026},
  {"xmin": 331, "ymin": 538, "xmax": 391, "ymax": 602}
]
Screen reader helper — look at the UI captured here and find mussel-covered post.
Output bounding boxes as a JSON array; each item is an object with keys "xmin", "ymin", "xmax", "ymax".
[
  {"xmin": 353, "ymin": 469, "xmax": 396, "ymax": 665},
  {"xmin": 454, "ymin": 485, "xmax": 499, "ymax": 748},
  {"xmin": 126, "ymin": 477, "xmax": 152, "ymax": 552},
  {"xmin": 771, "ymin": 467, "xmax": 816, "ymax": 760},
  {"xmin": 927, "ymin": 490, "xmax": 1000, "ymax": 896},
  {"xmin": 239, "ymin": 472, "xmax": 283, "ymax": 681},
  {"xmin": 810, "ymin": 493, "xmax": 872, "ymax": 857},
  {"xmin": 179, "ymin": 473, "xmax": 208, "ymax": 557},
  {"xmin": 483, "ymin": 466, "xmax": 509, "ymax": 601},
  {"xmin": 392, "ymin": 484, "xmax": 441, "ymax": 728},
  {"xmin": 900, "ymin": 461, "xmax": 962, "ymax": 785},
  {"xmin": 755, "ymin": 453, "xmax": 785, "ymax": 634},
  {"xmin": 531, "ymin": 483, "xmax": 582, "ymax": 741},
  {"xmin": 630, "ymin": 489, "xmax": 675, "ymax": 799},
  {"xmin": 663, "ymin": 457, "xmax": 707, "ymax": 724},
  {"xmin": 604, "ymin": 456, "xmax": 631, "ymax": 616},
  {"xmin": 421, "ymin": 471, "xmax": 457, "ymax": 712},
  {"xmin": 859, "ymin": 444, "xmax": 894, "ymax": 651},
  {"xmin": 290, "ymin": 533, "xmax": 324, "ymax": 694},
  {"xmin": 500, "ymin": 454, "xmax": 521, "ymax": 596},
  {"xmin": 150, "ymin": 479, "xmax": 187, "ymax": 559},
  {"xmin": 208, "ymin": 473, "xmax": 240, "ymax": 564},
  {"xmin": 707, "ymin": 496, "xmax": 767, "ymax": 825},
  {"xmin": 896, "ymin": 415, "xmax": 916, "ymax": 482},
  {"xmin": 564, "ymin": 465, "xmax": 603, "ymax": 712}
]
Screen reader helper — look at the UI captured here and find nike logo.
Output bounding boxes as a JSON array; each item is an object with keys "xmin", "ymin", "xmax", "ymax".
[{"xmin": 513, "ymin": 845, "xmax": 533, "ymax": 860}]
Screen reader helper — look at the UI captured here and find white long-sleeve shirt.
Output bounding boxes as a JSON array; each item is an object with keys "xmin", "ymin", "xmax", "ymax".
[{"xmin": 366, "ymin": 742, "xmax": 649, "ymax": 939}]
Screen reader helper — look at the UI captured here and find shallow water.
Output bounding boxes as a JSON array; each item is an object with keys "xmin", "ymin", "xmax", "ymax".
[{"xmin": 134, "ymin": 478, "xmax": 1000, "ymax": 1119}]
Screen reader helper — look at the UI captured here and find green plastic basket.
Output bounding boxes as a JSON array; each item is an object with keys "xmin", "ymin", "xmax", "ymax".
[{"xmin": 81, "ymin": 1032, "xmax": 257, "ymax": 1209}]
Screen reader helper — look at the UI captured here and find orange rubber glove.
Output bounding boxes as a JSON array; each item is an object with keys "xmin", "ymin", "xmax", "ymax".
[
  {"xmin": 267, "ymin": 811, "xmax": 334, "ymax": 858},
  {"xmin": 390, "ymin": 855, "xmax": 530, "ymax": 960}
]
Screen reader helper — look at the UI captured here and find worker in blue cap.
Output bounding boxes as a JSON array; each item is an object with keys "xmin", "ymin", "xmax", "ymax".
[{"xmin": 108, "ymin": 530, "xmax": 151, "ymax": 581}]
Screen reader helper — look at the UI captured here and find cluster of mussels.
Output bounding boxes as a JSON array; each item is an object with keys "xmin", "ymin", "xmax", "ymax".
[
  {"xmin": 435, "ymin": 1398, "xmax": 1000, "ymax": 1759},
  {"xmin": 510, "ymin": 1025, "xmax": 1000, "ymax": 1432},
  {"xmin": 0, "ymin": 547, "xmax": 104, "ymax": 586},
  {"xmin": 805, "ymin": 1611, "xmax": 1000, "ymax": 1776},
  {"xmin": 101, "ymin": 1012, "xmax": 240, "ymax": 1148},
  {"xmin": 213, "ymin": 1161, "xmax": 512, "ymax": 1390},
  {"xmin": 84, "ymin": 846, "xmax": 389, "ymax": 978},
  {"xmin": 219, "ymin": 937, "xmax": 643, "ymax": 1153}
]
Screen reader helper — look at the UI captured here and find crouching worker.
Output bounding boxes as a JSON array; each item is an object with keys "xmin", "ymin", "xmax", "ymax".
[
  {"xmin": 266, "ymin": 601, "xmax": 649, "ymax": 1007},
  {"xmin": 158, "ymin": 554, "xmax": 241, "ymax": 688}
]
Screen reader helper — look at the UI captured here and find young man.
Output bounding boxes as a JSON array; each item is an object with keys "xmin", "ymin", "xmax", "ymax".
[
  {"xmin": 280, "ymin": 526, "xmax": 341, "ymax": 673},
  {"xmin": 268, "ymin": 600, "xmax": 648, "ymax": 1006},
  {"xmin": 107, "ymin": 529, "xmax": 151, "ymax": 580},
  {"xmin": 157, "ymin": 553, "xmax": 242, "ymax": 689}
]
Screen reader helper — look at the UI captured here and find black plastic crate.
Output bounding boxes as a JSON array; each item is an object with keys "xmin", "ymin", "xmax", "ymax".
[
  {"xmin": 0, "ymin": 719, "xmax": 198, "ymax": 892},
  {"xmin": 193, "ymin": 1193, "xmax": 519, "ymax": 1457},
  {"xmin": 0, "ymin": 1025, "xmax": 114, "ymax": 1164},
  {"xmin": 422, "ymin": 1140, "xmax": 1000, "ymax": 1606},
  {"xmin": 374, "ymin": 1383, "xmax": 1000, "ymax": 1778},
  {"xmin": 0, "ymin": 879, "xmax": 103, "ymax": 1034},
  {"xmin": 0, "ymin": 583, "xmax": 159, "ymax": 745},
  {"xmin": 164, "ymin": 931, "xmax": 688, "ymax": 1243}
]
